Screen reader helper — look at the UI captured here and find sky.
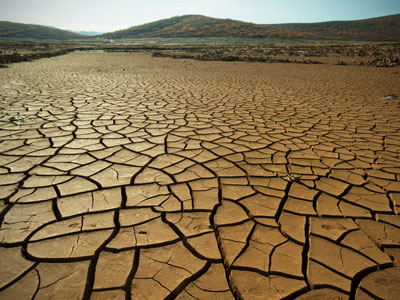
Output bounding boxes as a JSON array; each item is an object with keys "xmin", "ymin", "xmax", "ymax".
[{"xmin": 1, "ymin": 0, "xmax": 399, "ymax": 33}]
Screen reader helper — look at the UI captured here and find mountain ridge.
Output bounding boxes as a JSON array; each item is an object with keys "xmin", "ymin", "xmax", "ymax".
[
  {"xmin": 1, "ymin": 14, "xmax": 399, "ymax": 41},
  {"xmin": 0, "ymin": 21, "xmax": 86, "ymax": 40},
  {"xmin": 100, "ymin": 15, "xmax": 326, "ymax": 40},
  {"xmin": 270, "ymin": 13, "xmax": 400, "ymax": 41}
]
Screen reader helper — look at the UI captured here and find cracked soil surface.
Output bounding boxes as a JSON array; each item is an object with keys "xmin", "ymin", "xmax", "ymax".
[{"xmin": 0, "ymin": 52, "xmax": 400, "ymax": 300}]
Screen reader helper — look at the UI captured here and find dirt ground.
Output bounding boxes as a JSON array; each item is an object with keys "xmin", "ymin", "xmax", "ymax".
[{"xmin": 0, "ymin": 52, "xmax": 400, "ymax": 299}]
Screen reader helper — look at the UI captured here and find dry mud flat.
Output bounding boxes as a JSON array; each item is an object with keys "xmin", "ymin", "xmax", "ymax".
[{"xmin": 0, "ymin": 52, "xmax": 400, "ymax": 300}]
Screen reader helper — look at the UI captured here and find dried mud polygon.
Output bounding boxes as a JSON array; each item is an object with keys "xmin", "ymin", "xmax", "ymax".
[{"xmin": 0, "ymin": 52, "xmax": 400, "ymax": 299}]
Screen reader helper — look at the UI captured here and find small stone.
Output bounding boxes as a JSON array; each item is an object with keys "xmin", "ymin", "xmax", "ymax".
[{"xmin": 9, "ymin": 115, "xmax": 25, "ymax": 122}]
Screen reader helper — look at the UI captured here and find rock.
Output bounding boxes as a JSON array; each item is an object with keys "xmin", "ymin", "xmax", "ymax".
[{"xmin": 384, "ymin": 94, "xmax": 398, "ymax": 99}]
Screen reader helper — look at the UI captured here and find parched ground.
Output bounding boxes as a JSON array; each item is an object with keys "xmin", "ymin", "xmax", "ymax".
[{"xmin": 0, "ymin": 52, "xmax": 400, "ymax": 300}]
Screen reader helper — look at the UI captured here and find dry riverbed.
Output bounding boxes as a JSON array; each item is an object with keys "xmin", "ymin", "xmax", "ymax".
[{"xmin": 0, "ymin": 52, "xmax": 400, "ymax": 299}]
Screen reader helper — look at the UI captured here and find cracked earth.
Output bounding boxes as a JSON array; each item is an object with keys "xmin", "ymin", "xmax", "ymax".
[{"xmin": 0, "ymin": 52, "xmax": 400, "ymax": 300}]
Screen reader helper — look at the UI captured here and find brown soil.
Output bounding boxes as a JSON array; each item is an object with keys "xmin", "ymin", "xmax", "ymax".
[{"xmin": 0, "ymin": 52, "xmax": 399, "ymax": 300}]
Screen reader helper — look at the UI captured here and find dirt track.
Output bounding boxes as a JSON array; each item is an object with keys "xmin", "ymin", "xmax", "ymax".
[{"xmin": 0, "ymin": 52, "xmax": 400, "ymax": 299}]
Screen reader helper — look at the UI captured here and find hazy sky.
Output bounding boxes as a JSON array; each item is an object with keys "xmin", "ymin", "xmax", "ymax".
[{"xmin": 1, "ymin": 0, "xmax": 399, "ymax": 32}]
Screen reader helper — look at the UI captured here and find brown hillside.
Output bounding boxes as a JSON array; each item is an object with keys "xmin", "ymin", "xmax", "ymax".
[{"xmin": 101, "ymin": 15, "xmax": 328, "ymax": 40}]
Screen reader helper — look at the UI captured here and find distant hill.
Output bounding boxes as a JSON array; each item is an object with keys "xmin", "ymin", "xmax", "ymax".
[
  {"xmin": 101, "ymin": 15, "xmax": 325, "ymax": 40},
  {"xmin": 101, "ymin": 14, "xmax": 400, "ymax": 41},
  {"xmin": 71, "ymin": 30, "xmax": 103, "ymax": 36},
  {"xmin": 0, "ymin": 21, "xmax": 86, "ymax": 40},
  {"xmin": 1, "ymin": 14, "xmax": 399, "ymax": 41},
  {"xmin": 271, "ymin": 14, "xmax": 400, "ymax": 41}
]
